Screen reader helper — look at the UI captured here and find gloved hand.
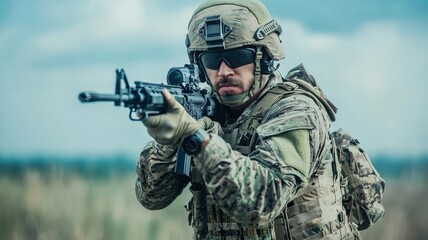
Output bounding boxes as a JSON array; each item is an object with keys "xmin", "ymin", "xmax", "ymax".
[
  {"xmin": 197, "ymin": 117, "xmax": 223, "ymax": 137},
  {"xmin": 141, "ymin": 89, "xmax": 199, "ymax": 147}
]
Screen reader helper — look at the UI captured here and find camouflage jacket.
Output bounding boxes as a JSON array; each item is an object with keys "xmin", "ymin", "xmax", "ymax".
[{"xmin": 136, "ymin": 66, "xmax": 355, "ymax": 239}]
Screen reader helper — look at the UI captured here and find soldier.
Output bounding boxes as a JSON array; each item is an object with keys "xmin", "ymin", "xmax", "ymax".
[{"xmin": 135, "ymin": 0, "xmax": 359, "ymax": 239}]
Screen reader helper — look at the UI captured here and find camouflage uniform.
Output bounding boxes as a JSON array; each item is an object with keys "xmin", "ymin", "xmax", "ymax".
[
  {"xmin": 136, "ymin": 0, "xmax": 358, "ymax": 239},
  {"xmin": 136, "ymin": 67, "xmax": 357, "ymax": 239}
]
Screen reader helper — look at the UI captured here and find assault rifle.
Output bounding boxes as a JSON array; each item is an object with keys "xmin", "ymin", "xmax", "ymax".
[{"xmin": 78, "ymin": 64, "xmax": 222, "ymax": 177}]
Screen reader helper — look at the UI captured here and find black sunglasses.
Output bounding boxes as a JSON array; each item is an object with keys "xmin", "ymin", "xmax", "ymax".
[{"xmin": 199, "ymin": 48, "xmax": 255, "ymax": 70}]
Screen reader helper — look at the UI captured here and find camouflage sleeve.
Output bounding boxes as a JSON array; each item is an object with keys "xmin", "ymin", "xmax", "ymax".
[
  {"xmin": 193, "ymin": 94, "xmax": 329, "ymax": 227},
  {"xmin": 135, "ymin": 141, "xmax": 189, "ymax": 210},
  {"xmin": 263, "ymin": 94, "xmax": 330, "ymax": 177}
]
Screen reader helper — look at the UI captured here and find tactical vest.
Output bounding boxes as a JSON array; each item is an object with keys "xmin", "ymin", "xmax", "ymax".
[{"xmin": 188, "ymin": 76, "xmax": 358, "ymax": 240}]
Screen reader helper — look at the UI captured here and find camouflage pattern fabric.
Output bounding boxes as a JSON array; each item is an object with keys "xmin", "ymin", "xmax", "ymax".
[
  {"xmin": 187, "ymin": 0, "xmax": 285, "ymax": 61},
  {"xmin": 332, "ymin": 129, "xmax": 386, "ymax": 230},
  {"xmin": 135, "ymin": 69, "xmax": 359, "ymax": 239},
  {"xmin": 135, "ymin": 142, "xmax": 188, "ymax": 210}
]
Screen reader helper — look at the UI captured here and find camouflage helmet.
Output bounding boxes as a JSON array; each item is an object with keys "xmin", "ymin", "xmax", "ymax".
[
  {"xmin": 186, "ymin": 0, "xmax": 285, "ymax": 108},
  {"xmin": 186, "ymin": 0, "xmax": 285, "ymax": 62}
]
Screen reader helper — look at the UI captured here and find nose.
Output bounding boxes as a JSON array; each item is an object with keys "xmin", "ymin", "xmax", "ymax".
[{"xmin": 217, "ymin": 61, "xmax": 234, "ymax": 77}]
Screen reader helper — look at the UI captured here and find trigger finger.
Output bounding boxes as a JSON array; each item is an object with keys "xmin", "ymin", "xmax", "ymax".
[{"xmin": 162, "ymin": 89, "xmax": 177, "ymax": 108}]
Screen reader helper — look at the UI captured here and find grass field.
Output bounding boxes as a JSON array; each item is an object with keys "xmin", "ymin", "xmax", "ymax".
[{"xmin": 0, "ymin": 165, "xmax": 427, "ymax": 240}]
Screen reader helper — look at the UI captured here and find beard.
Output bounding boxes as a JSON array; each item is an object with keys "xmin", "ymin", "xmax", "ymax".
[{"xmin": 214, "ymin": 77, "xmax": 246, "ymax": 96}]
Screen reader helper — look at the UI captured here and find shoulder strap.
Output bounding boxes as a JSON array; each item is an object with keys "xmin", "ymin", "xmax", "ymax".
[
  {"xmin": 287, "ymin": 79, "xmax": 338, "ymax": 121},
  {"xmin": 283, "ymin": 64, "xmax": 338, "ymax": 122}
]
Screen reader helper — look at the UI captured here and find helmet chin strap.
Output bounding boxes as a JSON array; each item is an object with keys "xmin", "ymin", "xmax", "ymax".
[{"xmin": 217, "ymin": 46, "xmax": 268, "ymax": 108}]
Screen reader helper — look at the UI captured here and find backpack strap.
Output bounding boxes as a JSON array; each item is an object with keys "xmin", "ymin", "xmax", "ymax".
[{"xmin": 283, "ymin": 63, "xmax": 338, "ymax": 122}]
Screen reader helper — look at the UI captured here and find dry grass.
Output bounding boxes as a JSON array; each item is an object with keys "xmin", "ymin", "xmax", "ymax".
[
  {"xmin": 360, "ymin": 176, "xmax": 428, "ymax": 240},
  {"xmin": 0, "ymin": 168, "xmax": 192, "ymax": 240},
  {"xmin": 0, "ymin": 167, "xmax": 427, "ymax": 240}
]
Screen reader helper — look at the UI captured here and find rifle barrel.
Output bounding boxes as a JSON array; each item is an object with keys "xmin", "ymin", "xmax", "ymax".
[{"xmin": 78, "ymin": 92, "xmax": 132, "ymax": 103}]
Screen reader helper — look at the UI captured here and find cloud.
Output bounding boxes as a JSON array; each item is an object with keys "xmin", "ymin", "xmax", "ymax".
[
  {"xmin": 278, "ymin": 18, "xmax": 428, "ymax": 155},
  {"xmin": 0, "ymin": 0, "xmax": 194, "ymax": 72},
  {"xmin": 32, "ymin": 0, "xmax": 192, "ymax": 53},
  {"xmin": 0, "ymin": 0, "xmax": 194, "ymax": 157},
  {"xmin": 1, "ymin": 1, "xmax": 427, "ymax": 157}
]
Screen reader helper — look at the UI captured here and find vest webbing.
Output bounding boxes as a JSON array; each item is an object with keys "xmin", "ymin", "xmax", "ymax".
[
  {"xmin": 189, "ymin": 80, "xmax": 355, "ymax": 239},
  {"xmin": 265, "ymin": 81, "xmax": 355, "ymax": 239}
]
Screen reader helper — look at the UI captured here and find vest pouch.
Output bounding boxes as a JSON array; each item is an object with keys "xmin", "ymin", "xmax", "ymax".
[{"xmin": 189, "ymin": 185, "xmax": 208, "ymax": 239}]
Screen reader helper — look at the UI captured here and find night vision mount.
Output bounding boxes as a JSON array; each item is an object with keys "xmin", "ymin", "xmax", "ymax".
[{"xmin": 197, "ymin": 15, "xmax": 232, "ymax": 50}]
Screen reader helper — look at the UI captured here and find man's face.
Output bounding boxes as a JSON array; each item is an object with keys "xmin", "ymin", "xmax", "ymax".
[
  {"xmin": 199, "ymin": 47, "xmax": 256, "ymax": 96},
  {"xmin": 205, "ymin": 62, "xmax": 254, "ymax": 96}
]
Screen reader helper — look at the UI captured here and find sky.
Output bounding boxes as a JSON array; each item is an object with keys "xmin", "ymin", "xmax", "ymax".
[{"xmin": 0, "ymin": 0, "xmax": 427, "ymax": 159}]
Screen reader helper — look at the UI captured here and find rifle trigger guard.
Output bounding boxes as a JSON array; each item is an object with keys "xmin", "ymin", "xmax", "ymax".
[{"xmin": 129, "ymin": 108, "xmax": 144, "ymax": 121}]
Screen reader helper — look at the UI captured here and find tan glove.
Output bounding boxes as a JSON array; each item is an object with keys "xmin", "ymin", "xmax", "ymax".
[
  {"xmin": 197, "ymin": 117, "xmax": 223, "ymax": 137},
  {"xmin": 142, "ymin": 89, "xmax": 199, "ymax": 147}
]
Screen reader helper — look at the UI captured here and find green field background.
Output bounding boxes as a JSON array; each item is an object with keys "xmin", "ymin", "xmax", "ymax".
[{"xmin": 0, "ymin": 160, "xmax": 427, "ymax": 240}]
